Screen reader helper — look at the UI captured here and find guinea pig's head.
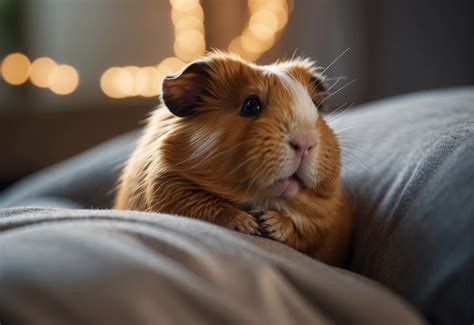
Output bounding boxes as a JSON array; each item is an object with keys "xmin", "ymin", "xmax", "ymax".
[{"xmin": 161, "ymin": 52, "xmax": 340, "ymax": 204}]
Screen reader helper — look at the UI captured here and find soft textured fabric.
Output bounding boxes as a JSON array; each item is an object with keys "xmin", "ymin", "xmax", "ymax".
[
  {"xmin": 1, "ymin": 87, "xmax": 473, "ymax": 324},
  {"xmin": 0, "ymin": 207, "xmax": 423, "ymax": 325},
  {"xmin": 0, "ymin": 130, "xmax": 140, "ymax": 210},
  {"xmin": 328, "ymin": 87, "xmax": 474, "ymax": 325}
]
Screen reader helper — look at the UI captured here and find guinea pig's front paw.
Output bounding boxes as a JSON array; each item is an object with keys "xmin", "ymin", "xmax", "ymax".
[
  {"xmin": 255, "ymin": 210, "xmax": 295, "ymax": 243},
  {"xmin": 222, "ymin": 209, "xmax": 261, "ymax": 236}
]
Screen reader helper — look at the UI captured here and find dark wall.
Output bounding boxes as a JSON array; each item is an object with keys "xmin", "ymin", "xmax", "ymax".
[{"xmin": 367, "ymin": 0, "xmax": 474, "ymax": 99}]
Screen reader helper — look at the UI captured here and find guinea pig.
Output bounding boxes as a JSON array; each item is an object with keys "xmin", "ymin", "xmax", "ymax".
[{"xmin": 115, "ymin": 51, "xmax": 352, "ymax": 266}]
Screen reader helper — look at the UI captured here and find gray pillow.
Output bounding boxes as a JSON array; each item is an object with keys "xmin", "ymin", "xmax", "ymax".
[
  {"xmin": 331, "ymin": 87, "xmax": 474, "ymax": 325},
  {"xmin": 0, "ymin": 207, "xmax": 423, "ymax": 324}
]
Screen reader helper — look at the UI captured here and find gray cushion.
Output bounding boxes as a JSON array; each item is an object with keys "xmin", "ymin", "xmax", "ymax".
[
  {"xmin": 328, "ymin": 87, "xmax": 474, "ymax": 325},
  {"xmin": 1, "ymin": 87, "xmax": 473, "ymax": 324},
  {"xmin": 0, "ymin": 207, "xmax": 423, "ymax": 324},
  {"xmin": 0, "ymin": 130, "xmax": 140, "ymax": 209}
]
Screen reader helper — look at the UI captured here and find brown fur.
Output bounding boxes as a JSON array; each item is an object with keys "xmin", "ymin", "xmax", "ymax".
[{"xmin": 115, "ymin": 51, "xmax": 352, "ymax": 266}]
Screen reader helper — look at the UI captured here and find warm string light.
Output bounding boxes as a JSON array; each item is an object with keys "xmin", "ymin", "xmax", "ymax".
[
  {"xmin": 1, "ymin": 53, "xmax": 31, "ymax": 85},
  {"xmin": 171, "ymin": 0, "xmax": 205, "ymax": 62},
  {"xmin": 1, "ymin": 1, "xmax": 291, "ymax": 99},
  {"xmin": 48, "ymin": 64, "xmax": 80, "ymax": 95},
  {"xmin": 100, "ymin": 0, "xmax": 204, "ymax": 99},
  {"xmin": 228, "ymin": 0, "xmax": 292, "ymax": 62},
  {"xmin": 99, "ymin": 57, "xmax": 187, "ymax": 99},
  {"xmin": 0, "ymin": 52, "xmax": 79, "ymax": 95},
  {"xmin": 98, "ymin": 0, "xmax": 292, "ymax": 99}
]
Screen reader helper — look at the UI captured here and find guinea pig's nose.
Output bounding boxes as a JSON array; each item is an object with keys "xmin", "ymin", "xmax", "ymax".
[{"xmin": 289, "ymin": 136, "xmax": 317, "ymax": 157}]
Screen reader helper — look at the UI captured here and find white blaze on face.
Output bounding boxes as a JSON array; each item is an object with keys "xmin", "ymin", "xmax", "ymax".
[
  {"xmin": 189, "ymin": 128, "xmax": 222, "ymax": 160},
  {"xmin": 263, "ymin": 64, "xmax": 319, "ymax": 127},
  {"xmin": 263, "ymin": 64, "xmax": 320, "ymax": 190},
  {"xmin": 281, "ymin": 73, "xmax": 319, "ymax": 127}
]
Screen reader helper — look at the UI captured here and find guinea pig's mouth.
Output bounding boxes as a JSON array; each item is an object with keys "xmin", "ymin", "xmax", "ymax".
[
  {"xmin": 286, "ymin": 173, "xmax": 302, "ymax": 184},
  {"xmin": 268, "ymin": 173, "xmax": 302, "ymax": 197}
]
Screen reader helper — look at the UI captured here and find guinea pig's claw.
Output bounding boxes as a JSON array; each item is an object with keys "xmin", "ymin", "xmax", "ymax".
[{"xmin": 248, "ymin": 210, "xmax": 264, "ymax": 219}]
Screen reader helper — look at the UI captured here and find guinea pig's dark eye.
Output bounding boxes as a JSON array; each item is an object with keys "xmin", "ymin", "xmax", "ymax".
[{"xmin": 241, "ymin": 96, "xmax": 263, "ymax": 117}]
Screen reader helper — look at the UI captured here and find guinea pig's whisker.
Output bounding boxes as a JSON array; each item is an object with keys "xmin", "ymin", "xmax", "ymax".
[
  {"xmin": 324, "ymin": 102, "xmax": 353, "ymax": 121},
  {"xmin": 320, "ymin": 47, "xmax": 351, "ymax": 75},
  {"xmin": 329, "ymin": 115, "xmax": 367, "ymax": 128},
  {"xmin": 290, "ymin": 48, "xmax": 299, "ymax": 61},
  {"xmin": 326, "ymin": 103, "xmax": 355, "ymax": 123},
  {"xmin": 324, "ymin": 76, "xmax": 348, "ymax": 82},
  {"xmin": 332, "ymin": 120, "xmax": 367, "ymax": 130},
  {"xmin": 328, "ymin": 111, "xmax": 369, "ymax": 123},
  {"xmin": 328, "ymin": 109, "xmax": 365, "ymax": 127},
  {"xmin": 338, "ymin": 136, "xmax": 385, "ymax": 146},
  {"xmin": 334, "ymin": 125, "xmax": 369, "ymax": 135},
  {"xmin": 339, "ymin": 136, "xmax": 384, "ymax": 147},
  {"xmin": 325, "ymin": 76, "xmax": 345, "ymax": 93},
  {"xmin": 340, "ymin": 147, "xmax": 371, "ymax": 167},
  {"xmin": 320, "ymin": 79, "xmax": 357, "ymax": 105},
  {"xmin": 339, "ymin": 143, "xmax": 372, "ymax": 154},
  {"xmin": 339, "ymin": 144, "xmax": 374, "ymax": 159},
  {"xmin": 340, "ymin": 150, "xmax": 372, "ymax": 175}
]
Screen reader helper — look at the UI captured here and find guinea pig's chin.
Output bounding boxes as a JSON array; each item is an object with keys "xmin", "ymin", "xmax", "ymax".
[{"xmin": 266, "ymin": 175, "xmax": 301, "ymax": 198}]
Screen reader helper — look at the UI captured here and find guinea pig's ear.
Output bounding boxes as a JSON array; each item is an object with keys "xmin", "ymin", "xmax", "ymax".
[
  {"xmin": 280, "ymin": 58, "xmax": 328, "ymax": 108},
  {"xmin": 161, "ymin": 60, "xmax": 210, "ymax": 117}
]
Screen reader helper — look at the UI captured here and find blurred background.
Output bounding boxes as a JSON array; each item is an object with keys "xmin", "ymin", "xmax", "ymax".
[{"xmin": 1, "ymin": 0, "xmax": 473, "ymax": 189}]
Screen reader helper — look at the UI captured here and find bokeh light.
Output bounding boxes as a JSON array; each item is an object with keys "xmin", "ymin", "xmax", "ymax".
[
  {"xmin": 157, "ymin": 57, "xmax": 186, "ymax": 75},
  {"xmin": 30, "ymin": 57, "xmax": 58, "ymax": 88},
  {"xmin": 48, "ymin": 64, "xmax": 80, "ymax": 95},
  {"xmin": 99, "ymin": 58, "xmax": 187, "ymax": 99},
  {"xmin": 170, "ymin": 0, "xmax": 199, "ymax": 12},
  {"xmin": 1, "ymin": 52, "xmax": 31, "ymax": 85},
  {"xmin": 124, "ymin": 66, "xmax": 141, "ymax": 97},
  {"xmin": 171, "ymin": 3, "xmax": 204, "ymax": 25},
  {"xmin": 101, "ymin": 67, "xmax": 133, "ymax": 99},
  {"xmin": 100, "ymin": 0, "xmax": 291, "ymax": 99},
  {"xmin": 249, "ymin": 10, "xmax": 278, "ymax": 40},
  {"xmin": 228, "ymin": 0, "xmax": 291, "ymax": 61},
  {"xmin": 174, "ymin": 16, "xmax": 204, "ymax": 33},
  {"xmin": 135, "ymin": 67, "xmax": 163, "ymax": 97},
  {"xmin": 242, "ymin": 29, "xmax": 275, "ymax": 52},
  {"xmin": 174, "ymin": 29, "xmax": 206, "ymax": 62},
  {"xmin": 1, "ymin": 53, "xmax": 79, "ymax": 95},
  {"xmin": 100, "ymin": 0, "xmax": 202, "ymax": 98},
  {"xmin": 171, "ymin": 0, "xmax": 206, "ymax": 63}
]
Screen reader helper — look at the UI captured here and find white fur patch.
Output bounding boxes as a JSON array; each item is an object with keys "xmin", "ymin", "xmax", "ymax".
[
  {"xmin": 263, "ymin": 64, "xmax": 319, "ymax": 127},
  {"xmin": 189, "ymin": 129, "xmax": 222, "ymax": 160},
  {"xmin": 262, "ymin": 65, "xmax": 320, "ymax": 191}
]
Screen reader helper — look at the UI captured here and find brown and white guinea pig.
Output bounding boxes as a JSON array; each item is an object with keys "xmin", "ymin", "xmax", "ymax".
[{"xmin": 115, "ymin": 51, "xmax": 352, "ymax": 266}]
